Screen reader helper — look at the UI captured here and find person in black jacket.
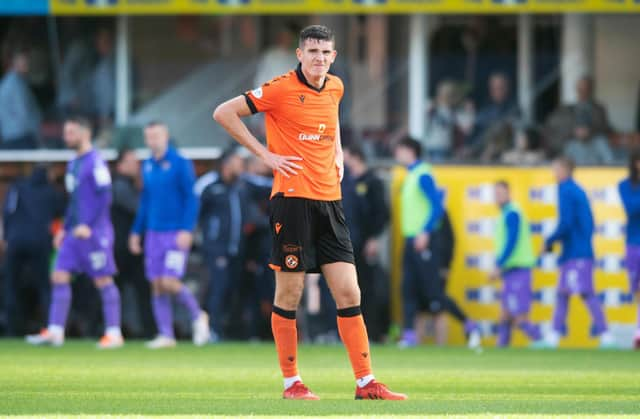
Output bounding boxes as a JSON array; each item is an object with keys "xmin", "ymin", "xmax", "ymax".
[
  {"xmin": 343, "ymin": 145, "xmax": 390, "ymax": 341},
  {"xmin": 198, "ymin": 147, "xmax": 248, "ymax": 341},
  {"xmin": 2, "ymin": 164, "xmax": 65, "ymax": 335},
  {"xmin": 434, "ymin": 209, "xmax": 481, "ymax": 348},
  {"xmin": 111, "ymin": 149, "xmax": 154, "ymax": 338}
]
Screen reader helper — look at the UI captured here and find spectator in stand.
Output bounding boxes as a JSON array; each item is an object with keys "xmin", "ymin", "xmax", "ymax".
[
  {"xmin": 564, "ymin": 116, "xmax": 615, "ymax": 166},
  {"xmin": 501, "ymin": 127, "xmax": 546, "ymax": 166},
  {"xmin": 0, "ymin": 51, "xmax": 42, "ymax": 149},
  {"xmin": 2, "ymin": 165, "xmax": 65, "ymax": 335},
  {"xmin": 91, "ymin": 28, "xmax": 116, "ymax": 135},
  {"xmin": 253, "ymin": 25, "xmax": 298, "ymax": 88},
  {"xmin": 422, "ymin": 80, "xmax": 474, "ymax": 162},
  {"xmin": 466, "ymin": 72, "xmax": 521, "ymax": 158},
  {"xmin": 545, "ymin": 76, "xmax": 613, "ymax": 156},
  {"xmin": 56, "ymin": 26, "xmax": 95, "ymax": 118}
]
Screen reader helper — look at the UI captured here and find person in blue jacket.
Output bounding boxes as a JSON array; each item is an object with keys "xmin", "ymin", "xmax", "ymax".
[
  {"xmin": 542, "ymin": 157, "xmax": 613, "ymax": 348},
  {"xmin": 618, "ymin": 150, "xmax": 640, "ymax": 349},
  {"xmin": 129, "ymin": 121, "xmax": 210, "ymax": 349}
]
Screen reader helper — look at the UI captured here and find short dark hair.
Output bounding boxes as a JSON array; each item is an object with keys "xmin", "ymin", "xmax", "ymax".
[
  {"xmin": 344, "ymin": 144, "xmax": 366, "ymax": 163},
  {"xmin": 629, "ymin": 148, "xmax": 640, "ymax": 184},
  {"xmin": 396, "ymin": 136, "xmax": 422, "ymax": 159},
  {"xmin": 116, "ymin": 148, "xmax": 135, "ymax": 164},
  {"xmin": 145, "ymin": 120, "xmax": 166, "ymax": 129},
  {"xmin": 554, "ymin": 156, "xmax": 575, "ymax": 174},
  {"xmin": 65, "ymin": 116, "xmax": 92, "ymax": 134},
  {"xmin": 299, "ymin": 25, "xmax": 334, "ymax": 48},
  {"xmin": 495, "ymin": 180, "xmax": 510, "ymax": 190}
]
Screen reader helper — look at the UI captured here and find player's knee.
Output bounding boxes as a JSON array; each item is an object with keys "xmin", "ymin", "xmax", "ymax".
[
  {"xmin": 274, "ymin": 286, "xmax": 303, "ymax": 310},
  {"xmin": 94, "ymin": 277, "xmax": 113, "ymax": 289},
  {"xmin": 163, "ymin": 278, "xmax": 181, "ymax": 294},
  {"xmin": 151, "ymin": 280, "xmax": 163, "ymax": 295},
  {"xmin": 333, "ymin": 286, "xmax": 361, "ymax": 308},
  {"xmin": 51, "ymin": 271, "xmax": 70, "ymax": 284}
]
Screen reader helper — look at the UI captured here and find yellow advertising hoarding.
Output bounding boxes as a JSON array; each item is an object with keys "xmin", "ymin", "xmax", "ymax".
[
  {"xmin": 50, "ymin": 0, "xmax": 640, "ymax": 14},
  {"xmin": 391, "ymin": 166, "xmax": 634, "ymax": 348}
]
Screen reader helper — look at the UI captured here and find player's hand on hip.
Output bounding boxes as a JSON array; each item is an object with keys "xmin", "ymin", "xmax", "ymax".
[
  {"xmin": 128, "ymin": 233, "xmax": 142, "ymax": 255},
  {"xmin": 53, "ymin": 230, "xmax": 65, "ymax": 249},
  {"xmin": 336, "ymin": 161, "xmax": 344, "ymax": 182},
  {"xmin": 413, "ymin": 232, "xmax": 429, "ymax": 252},
  {"xmin": 176, "ymin": 230, "xmax": 193, "ymax": 250},
  {"xmin": 72, "ymin": 224, "xmax": 92, "ymax": 239},
  {"xmin": 263, "ymin": 151, "xmax": 302, "ymax": 178}
]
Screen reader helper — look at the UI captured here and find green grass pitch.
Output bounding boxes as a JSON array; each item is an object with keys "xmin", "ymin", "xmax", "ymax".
[{"xmin": 0, "ymin": 340, "xmax": 639, "ymax": 418}]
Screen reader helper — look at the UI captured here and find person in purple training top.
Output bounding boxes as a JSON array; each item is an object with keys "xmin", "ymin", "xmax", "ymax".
[
  {"xmin": 26, "ymin": 117, "xmax": 123, "ymax": 349},
  {"xmin": 128, "ymin": 121, "xmax": 210, "ymax": 349},
  {"xmin": 539, "ymin": 157, "xmax": 615, "ymax": 349},
  {"xmin": 618, "ymin": 150, "xmax": 640, "ymax": 349}
]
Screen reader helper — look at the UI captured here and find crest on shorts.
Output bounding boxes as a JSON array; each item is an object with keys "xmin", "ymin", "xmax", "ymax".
[{"xmin": 285, "ymin": 254, "xmax": 299, "ymax": 269}]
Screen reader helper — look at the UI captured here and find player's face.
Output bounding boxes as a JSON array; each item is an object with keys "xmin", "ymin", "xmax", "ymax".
[
  {"xmin": 144, "ymin": 125, "xmax": 169, "ymax": 154},
  {"xmin": 63, "ymin": 122, "xmax": 85, "ymax": 150},
  {"xmin": 394, "ymin": 146, "xmax": 415, "ymax": 167},
  {"xmin": 228, "ymin": 154, "xmax": 245, "ymax": 178},
  {"xmin": 296, "ymin": 39, "xmax": 336, "ymax": 79},
  {"xmin": 495, "ymin": 185, "xmax": 509, "ymax": 206},
  {"xmin": 119, "ymin": 151, "xmax": 139, "ymax": 177},
  {"xmin": 552, "ymin": 161, "xmax": 568, "ymax": 182}
]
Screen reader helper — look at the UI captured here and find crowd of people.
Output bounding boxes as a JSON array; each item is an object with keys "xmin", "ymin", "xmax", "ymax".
[
  {"xmin": 401, "ymin": 72, "xmax": 626, "ymax": 166},
  {"xmin": 1, "ymin": 17, "xmax": 637, "ymax": 165}
]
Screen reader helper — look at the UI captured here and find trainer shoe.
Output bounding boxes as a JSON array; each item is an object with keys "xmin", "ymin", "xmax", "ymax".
[
  {"xmin": 283, "ymin": 381, "xmax": 320, "ymax": 400},
  {"xmin": 26, "ymin": 328, "xmax": 64, "ymax": 347},
  {"xmin": 192, "ymin": 311, "xmax": 211, "ymax": 347},
  {"xmin": 97, "ymin": 334, "xmax": 124, "ymax": 350},
  {"xmin": 355, "ymin": 380, "xmax": 408, "ymax": 400},
  {"xmin": 599, "ymin": 331, "xmax": 617, "ymax": 349},
  {"xmin": 634, "ymin": 332, "xmax": 640, "ymax": 350},
  {"xmin": 146, "ymin": 335, "xmax": 177, "ymax": 349},
  {"xmin": 465, "ymin": 321, "xmax": 482, "ymax": 350},
  {"xmin": 397, "ymin": 329, "xmax": 417, "ymax": 348}
]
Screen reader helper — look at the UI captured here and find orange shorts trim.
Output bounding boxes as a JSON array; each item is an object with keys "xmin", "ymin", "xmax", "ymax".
[{"xmin": 268, "ymin": 263, "xmax": 282, "ymax": 272}]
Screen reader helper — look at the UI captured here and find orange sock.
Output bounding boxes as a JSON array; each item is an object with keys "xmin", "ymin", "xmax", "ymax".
[
  {"xmin": 337, "ymin": 306, "xmax": 373, "ymax": 380},
  {"xmin": 271, "ymin": 307, "xmax": 298, "ymax": 378}
]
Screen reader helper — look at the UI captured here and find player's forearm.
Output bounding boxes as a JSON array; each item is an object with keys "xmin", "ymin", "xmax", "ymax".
[{"xmin": 213, "ymin": 105, "xmax": 269, "ymax": 160}]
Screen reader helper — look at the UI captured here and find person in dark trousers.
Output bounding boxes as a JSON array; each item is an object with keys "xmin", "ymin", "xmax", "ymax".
[
  {"xmin": 111, "ymin": 149, "xmax": 154, "ymax": 338},
  {"xmin": 343, "ymin": 145, "xmax": 390, "ymax": 342},
  {"xmin": 198, "ymin": 147, "xmax": 248, "ymax": 342},
  {"xmin": 433, "ymin": 209, "xmax": 481, "ymax": 347},
  {"xmin": 395, "ymin": 137, "xmax": 480, "ymax": 348},
  {"xmin": 2, "ymin": 165, "xmax": 65, "ymax": 335},
  {"xmin": 242, "ymin": 155, "xmax": 275, "ymax": 340}
]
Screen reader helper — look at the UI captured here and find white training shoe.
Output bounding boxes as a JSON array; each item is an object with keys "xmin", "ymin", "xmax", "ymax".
[
  {"xmin": 26, "ymin": 328, "xmax": 64, "ymax": 347},
  {"xmin": 467, "ymin": 330, "xmax": 482, "ymax": 350},
  {"xmin": 146, "ymin": 335, "xmax": 177, "ymax": 349},
  {"xmin": 97, "ymin": 334, "xmax": 124, "ymax": 350},
  {"xmin": 599, "ymin": 331, "xmax": 617, "ymax": 349},
  {"xmin": 192, "ymin": 311, "xmax": 211, "ymax": 347}
]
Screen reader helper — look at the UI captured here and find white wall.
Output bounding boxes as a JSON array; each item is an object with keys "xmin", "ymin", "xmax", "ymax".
[{"xmin": 595, "ymin": 16, "xmax": 640, "ymax": 133}]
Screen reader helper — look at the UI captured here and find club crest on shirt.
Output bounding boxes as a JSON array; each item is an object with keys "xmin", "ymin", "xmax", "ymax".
[
  {"xmin": 251, "ymin": 87, "xmax": 263, "ymax": 99},
  {"xmin": 285, "ymin": 254, "xmax": 299, "ymax": 269}
]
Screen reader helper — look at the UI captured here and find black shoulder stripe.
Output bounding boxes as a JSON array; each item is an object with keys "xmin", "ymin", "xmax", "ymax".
[{"xmin": 243, "ymin": 93, "xmax": 258, "ymax": 115}]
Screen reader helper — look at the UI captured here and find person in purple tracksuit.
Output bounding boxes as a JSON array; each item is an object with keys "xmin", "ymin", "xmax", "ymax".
[{"xmin": 26, "ymin": 116, "xmax": 123, "ymax": 349}]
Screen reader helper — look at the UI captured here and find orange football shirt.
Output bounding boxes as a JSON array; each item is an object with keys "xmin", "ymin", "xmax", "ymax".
[{"xmin": 244, "ymin": 64, "xmax": 344, "ymax": 201}]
